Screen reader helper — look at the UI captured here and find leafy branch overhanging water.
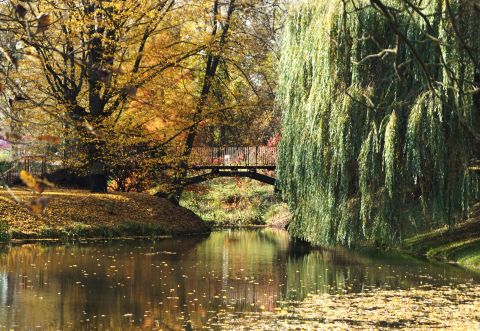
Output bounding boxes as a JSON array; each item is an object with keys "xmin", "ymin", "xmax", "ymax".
[{"xmin": 277, "ymin": 0, "xmax": 480, "ymax": 247}]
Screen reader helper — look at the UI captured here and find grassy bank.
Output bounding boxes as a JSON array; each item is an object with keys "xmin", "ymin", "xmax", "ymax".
[
  {"xmin": 403, "ymin": 205, "xmax": 480, "ymax": 271},
  {"xmin": 0, "ymin": 188, "xmax": 210, "ymax": 241},
  {"xmin": 180, "ymin": 178, "xmax": 290, "ymax": 228}
]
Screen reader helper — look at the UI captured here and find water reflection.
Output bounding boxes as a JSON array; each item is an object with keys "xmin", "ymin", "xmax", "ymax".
[{"xmin": 0, "ymin": 229, "xmax": 478, "ymax": 329}]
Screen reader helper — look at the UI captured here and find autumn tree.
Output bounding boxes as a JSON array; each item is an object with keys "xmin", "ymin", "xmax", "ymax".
[
  {"xmin": 0, "ymin": 0, "xmax": 283, "ymax": 195},
  {"xmin": 161, "ymin": 0, "xmax": 285, "ymax": 199},
  {"xmin": 1, "ymin": 0, "xmax": 203, "ymax": 192}
]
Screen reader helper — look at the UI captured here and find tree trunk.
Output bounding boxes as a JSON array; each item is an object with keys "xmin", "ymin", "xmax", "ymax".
[
  {"xmin": 88, "ymin": 142, "xmax": 107, "ymax": 193},
  {"xmin": 85, "ymin": 2, "xmax": 111, "ymax": 193},
  {"xmin": 173, "ymin": 0, "xmax": 236, "ymax": 202}
]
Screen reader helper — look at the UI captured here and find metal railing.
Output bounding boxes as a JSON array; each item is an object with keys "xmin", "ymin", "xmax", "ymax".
[{"xmin": 189, "ymin": 146, "xmax": 277, "ymax": 168}]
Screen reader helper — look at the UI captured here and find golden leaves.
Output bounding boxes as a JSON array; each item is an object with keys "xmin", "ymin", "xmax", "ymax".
[
  {"xmin": 19, "ymin": 170, "xmax": 37, "ymax": 191},
  {"xmin": 20, "ymin": 170, "xmax": 54, "ymax": 194},
  {"xmin": 214, "ymin": 285, "xmax": 480, "ymax": 330},
  {"xmin": 19, "ymin": 170, "xmax": 54, "ymax": 214}
]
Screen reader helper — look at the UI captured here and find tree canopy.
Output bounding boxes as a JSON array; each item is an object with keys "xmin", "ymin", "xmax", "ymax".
[
  {"xmin": 0, "ymin": 0, "xmax": 282, "ymax": 193},
  {"xmin": 277, "ymin": 0, "xmax": 480, "ymax": 247}
]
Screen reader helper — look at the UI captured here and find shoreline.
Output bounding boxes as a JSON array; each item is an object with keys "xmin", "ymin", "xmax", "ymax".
[
  {"xmin": 3, "ymin": 221, "xmax": 479, "ymax": 274},
  {"xmin": 401, "ymin": 212, "xmax": 480, "ymax": 271},
  {"xmin": 0, "ymin": 188, "xmax": 211, "ymax": 242},
  {"xmin": 1, "ymin": 186, "xmax": 477, "ymax": 273},
  {"xmin": 6, "ymin": 231, "xmax": 213, "ymax": 245}
]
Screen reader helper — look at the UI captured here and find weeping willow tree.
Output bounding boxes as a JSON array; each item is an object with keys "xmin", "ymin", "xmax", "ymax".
[{"xmin": 277, "ymin": 0, "xmax": 480, "ymax": 247}]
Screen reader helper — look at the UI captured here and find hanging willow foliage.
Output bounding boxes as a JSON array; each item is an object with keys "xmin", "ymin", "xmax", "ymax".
[{"xmin": 277, "ymin": 0, "xmax": 480, "ymax": 247}]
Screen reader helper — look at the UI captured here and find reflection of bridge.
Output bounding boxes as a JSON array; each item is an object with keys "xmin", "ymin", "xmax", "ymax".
[{"xmin": 185, "ymin": 146, "xmax": 277, "ymax": 186}]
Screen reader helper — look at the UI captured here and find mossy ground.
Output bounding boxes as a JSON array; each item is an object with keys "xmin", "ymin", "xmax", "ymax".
[
  {"xmin": 0, "ymin": 188, "xmax": 210, "ymax": 241},
  {"xmin": 180, "ymin": 178, "xmax": 290, "ymax": 228},
  {"xmin": 403, "ymin": 205, "xmax": 480, "ymax": 271}
]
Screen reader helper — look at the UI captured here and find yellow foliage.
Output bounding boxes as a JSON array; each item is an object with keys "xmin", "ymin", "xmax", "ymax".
[{"xmin": 19, "ymin": 171, "xmax": 38, "ymax": 191}]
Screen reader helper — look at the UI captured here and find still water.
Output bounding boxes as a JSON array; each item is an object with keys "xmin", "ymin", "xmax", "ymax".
[{"xmin": 0, "ymin": 229, "xmax": 479, "ymax": 330}]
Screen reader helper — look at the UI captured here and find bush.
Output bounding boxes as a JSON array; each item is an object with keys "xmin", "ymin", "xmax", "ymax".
[
  {"xmin": 181, "ymin": 178, "xmax": 286, "ymax": 226},
  {"xmin": 0, "ymin": 221, "xmax": 10, "ymax": 242}
]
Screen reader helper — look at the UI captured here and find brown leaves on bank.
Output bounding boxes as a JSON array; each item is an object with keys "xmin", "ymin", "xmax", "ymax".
[
  {"xmin": 28, "ymin": 196, "xmax": 50, "ymax": 215},
  {"xmin": 0, "ymin": 188, "xmax": 207, "ymax": 238}
]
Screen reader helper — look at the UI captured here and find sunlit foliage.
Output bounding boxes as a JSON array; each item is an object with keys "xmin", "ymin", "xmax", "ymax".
[
  {"xmin": 0, "ymin": 0, "xmax": 282, "ymax": 193},
  {"xmin": 277, "ymin": 0, "xmax": 480, "ymax": 246}
]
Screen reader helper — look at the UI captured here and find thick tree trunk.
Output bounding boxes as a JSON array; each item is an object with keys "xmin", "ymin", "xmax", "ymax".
[
  {"xmin": 85, "ymin": 2, "xmax": 111, "ymax": 193},
  {"xmin": 88, "ymin": 142, "xmax": 107, "ymax": 193},
  {"xmin": 89, "ymin": 162, "xmax": 107, "ymax": 193}
]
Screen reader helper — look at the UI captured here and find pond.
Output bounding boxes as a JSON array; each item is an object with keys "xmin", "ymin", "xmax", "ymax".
[{"xmin": 0, "ymin": 229, "xmax": 479, "ymax": 329}]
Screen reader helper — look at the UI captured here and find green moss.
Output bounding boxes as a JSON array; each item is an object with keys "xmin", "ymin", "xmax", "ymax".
[
  {"xmin": 456, "ymin": 246, "xmax": 480, "ymax": 270},
  {"xmin": 0, "ymin": 221, "xmax": 9, "ymax": 242},
  {"xmin": 10, "ymin": 222, "xmax": 169, "ymax": 241},
  {"xmin": 402, "ymin": 215, "xmax": 480, "ymax": 271}
]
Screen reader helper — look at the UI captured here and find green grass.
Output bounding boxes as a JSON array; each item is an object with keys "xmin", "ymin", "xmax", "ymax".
[
  {"xmin": 457, "ymin": 246, "xmax": 480, "ymax": 270},
  {"xmin": 180, "ymin": 178, "xmax": 290, "ymax": 227},
  {"xmin": 10, "ymin": 222, "xmax": 170, "ymax": 241},
  {"xmin": 402, "ymin": 210, "xmax": 480, "ymax": 271}
]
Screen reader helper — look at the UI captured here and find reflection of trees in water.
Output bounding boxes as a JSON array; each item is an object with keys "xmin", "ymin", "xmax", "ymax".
[
  {"xmin": 282, "ymin": 247, "xmax": 480, "ymax": 301},
  {"xmin": 188, "ymin": 230, "xmax": 289, "ymax": 314},
  {"xmin": 0, "ymin": 238, "xmax": 210, "ymax": 329},
  {"xmin": 1, "ymin": 232, "xmax": 479, "ymax": 329}
]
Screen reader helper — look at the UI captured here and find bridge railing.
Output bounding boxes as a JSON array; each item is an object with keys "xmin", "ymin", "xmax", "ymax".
[{"xmin": 189, "ymin": 146, "xmax": 277, "ymax": 168}]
